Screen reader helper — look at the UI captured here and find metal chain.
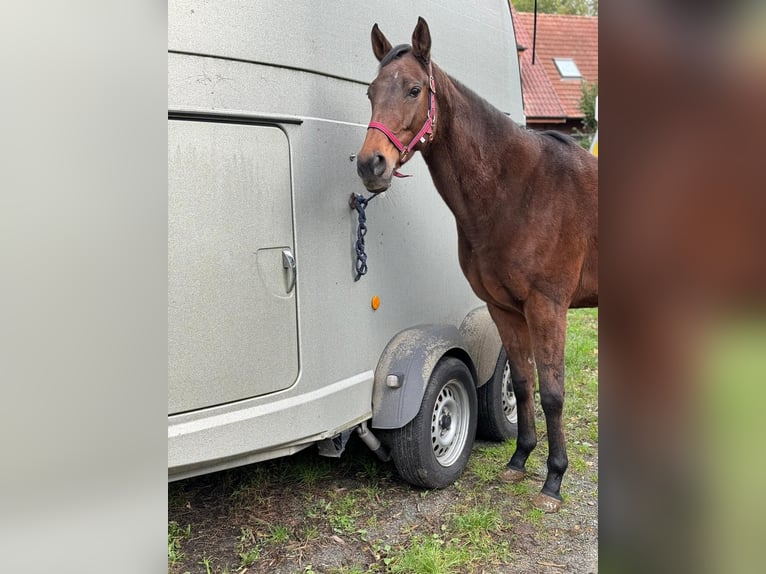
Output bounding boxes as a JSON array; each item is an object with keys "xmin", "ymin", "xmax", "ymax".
[{"xmin": 350, "ymin": 192, "xmax": 377, "ymax": 281}]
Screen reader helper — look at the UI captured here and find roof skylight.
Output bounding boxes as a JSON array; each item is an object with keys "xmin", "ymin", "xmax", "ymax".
[{"xmin": 553, "ymin": 58, "xmax": 582, "ymax": 79}]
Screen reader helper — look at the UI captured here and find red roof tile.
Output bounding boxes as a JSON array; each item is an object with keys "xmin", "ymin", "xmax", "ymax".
[{"xmin": 511, "ymin": 6, "xmax": 598, "ymax": 121}]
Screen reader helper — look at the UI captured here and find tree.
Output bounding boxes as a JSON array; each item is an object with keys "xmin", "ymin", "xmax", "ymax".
[
  {"xmin": 572, "ymin": 80, "xmax": 598, "ymax": 149},
  {"xmin": 578, "ymin": 80, "xmax": 598, "ymax": 133},
  {"xmin": 512, "ymin": 0, "xmax": 598, "ymax": 16}
]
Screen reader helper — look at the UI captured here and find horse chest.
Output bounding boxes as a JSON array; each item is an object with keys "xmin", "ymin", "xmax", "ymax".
[{"xmin": 457, "ymin": 236, "xmax": 526, "ymax": 312}]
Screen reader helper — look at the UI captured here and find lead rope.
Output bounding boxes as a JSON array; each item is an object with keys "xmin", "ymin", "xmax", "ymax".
[{"xmin": 350, "ymin": 192, "xmax": 378, "ymax": 281}]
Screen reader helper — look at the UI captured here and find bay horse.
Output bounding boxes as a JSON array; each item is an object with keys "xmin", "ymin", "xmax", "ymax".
[{"xmin": 356, "ymin": 18, "xmax": 598, "ymax": 512}]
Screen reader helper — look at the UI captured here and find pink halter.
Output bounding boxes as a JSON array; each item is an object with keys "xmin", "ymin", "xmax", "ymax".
[{"xmin": 367, "ymin": 61, "xmax": 437, "ymax": 177}]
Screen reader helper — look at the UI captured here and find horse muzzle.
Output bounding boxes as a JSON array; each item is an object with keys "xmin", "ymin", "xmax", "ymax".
[{"xmin": 356, "ymin": 151, "xmax": 393, "ymax": 193}]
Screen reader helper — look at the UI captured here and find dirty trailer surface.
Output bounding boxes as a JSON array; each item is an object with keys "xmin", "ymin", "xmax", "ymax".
[{"xmin": 168, "ymin": 309, "xmax": 598, "ymax": 574}]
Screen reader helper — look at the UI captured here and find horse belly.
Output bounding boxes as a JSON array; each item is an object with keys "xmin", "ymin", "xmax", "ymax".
[{"xmin": 570, "ymin": 244, "xmax": 598, "ymax": 308}]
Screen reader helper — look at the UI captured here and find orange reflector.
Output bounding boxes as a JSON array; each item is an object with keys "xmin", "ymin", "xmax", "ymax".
[{"xmin": 371, "ymin": 295, "xmax": 381, "ymax": 310}]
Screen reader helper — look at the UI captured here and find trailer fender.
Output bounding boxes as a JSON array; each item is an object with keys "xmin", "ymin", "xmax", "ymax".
[
  {"xmin": 371, "ymin": 324, "xmax": 477, "ymax": 430},
  {"xmin": 458, "ymin": 306, "xmax": 503, "ymax": 387}
]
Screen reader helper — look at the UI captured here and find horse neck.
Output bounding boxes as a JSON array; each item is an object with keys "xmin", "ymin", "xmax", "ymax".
[{"xmin": 422, "ymin": 65, "xmax": 535, "ymax": 239}]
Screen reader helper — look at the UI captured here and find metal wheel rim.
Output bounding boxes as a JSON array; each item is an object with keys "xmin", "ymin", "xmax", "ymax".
[
  {"xmin": 431, "ymin": 379, "xmax": 471, "ymax": 467},
  {"xmin": 501, "ymin": 361, "xmax": 518, "ymax": 425}
]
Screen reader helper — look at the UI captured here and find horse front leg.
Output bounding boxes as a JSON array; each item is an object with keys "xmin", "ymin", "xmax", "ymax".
[
  {"xmin": 486, "ymin": 305, "xmax": 538, "ymax": 482},
  {"xmin": 524, "ymin": 293, "xmax": 569, "ymax": 513}
]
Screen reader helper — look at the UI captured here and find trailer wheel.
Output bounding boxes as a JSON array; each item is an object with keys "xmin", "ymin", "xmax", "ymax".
[
  {"xmin": 388, "ymin": 357, "xmax": 477, "ymax": 489},
  {"xmin": 476, "ymin": 348, "xmax": 518, "ymax": 441}
]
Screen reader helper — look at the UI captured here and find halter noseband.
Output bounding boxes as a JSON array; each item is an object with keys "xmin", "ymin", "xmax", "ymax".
[{"xmin": 367, "ymin": 61, "xmax": 437, "ymax": 177}]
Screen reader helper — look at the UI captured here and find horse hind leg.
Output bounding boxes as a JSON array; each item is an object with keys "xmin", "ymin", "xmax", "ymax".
[
  {"xmin": 486, "ymin": 306, "xmax": 537, "ymax": 483},
  {"xmin": 525, "ymin": 293, "xmax": 570, "ymax": 513}
]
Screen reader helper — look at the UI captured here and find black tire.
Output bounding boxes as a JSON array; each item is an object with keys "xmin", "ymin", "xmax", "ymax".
[
  {"xmin": 476, "ymin": 348, "xmax": 518, "ymax": 441},
  {"xmin": 388, "ymin": 357, "xmax": 478, "ymax": 489}
]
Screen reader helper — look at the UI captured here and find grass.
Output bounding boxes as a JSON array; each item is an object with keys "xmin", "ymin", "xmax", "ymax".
[
  {"xmin": 468, "ymin": 439, "xmax": 517, "ymax": 483},
  {"xmin": 564, "ymin": 308, "xmax": 599, "ymax": 444},
  {"xmin": 300, "ymin": 523, "xmax": 321, "ymax": 543},
  {"xmin": 447, "ymin": 504, "xmax": 511, "ymax": 564},
  {"xmin": 525, "ymin": 507, "xmax": 546, "ymax": 527},
  {"xmin": 328, "ymin": 567, "xmax": 368, "ymax": 574},
  {"xmin": 267, "ymin": 523, "xmax": 291, "ymax": 544},
  {"xmin": 167, "ymin": 308, "xmax": 598, "ymax": 573},
  {"xmin": 288, "ymin": 456, "xmax": 334, "ymax": 485},
  {"xmin": 238, "ymin": 546, "xmax": 260, "ymax": 568},
  {"xmin": 305, "ymin": 490, "xmax": 367, "ymax": 536},
  {"xmin": 167, "ymin": 521, "xmax": 190, "ymax": 566},
  {"xmin": 237, "ymin": 527, "xmax": 261, "ymax": 568},
  {"xmin": 327, "ymin": 491, "xmax": 363, "ymax": 535},
  {"xmin": 354, "ymin": 454, "xmax": 392, "ymax": 483},
  {"xmin": 387, "ymin": 534, "xmax": 472, "ymax": 574},
  {"xmin": 503, "ymin": 479, "xmax": 534, "ymax": 497},
  {"xmin": 451, "ymin": 505, "xmax": 501, "ymax": 537}
]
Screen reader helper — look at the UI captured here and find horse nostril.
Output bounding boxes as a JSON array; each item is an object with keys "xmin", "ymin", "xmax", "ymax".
[
  {"xmin": 372, "ymin": 153, "xmax": 386, "ymax": 177},
  {"xmin": 357, "ymin": 156, "xmax": 371, "ymax": 179},
  {"xmin": 357, "ymin": 153, "xmax": 388, "ymax": 180}
]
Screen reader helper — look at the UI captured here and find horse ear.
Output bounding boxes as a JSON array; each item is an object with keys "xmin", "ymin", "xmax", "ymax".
[
  {"xmin": 371, "ymin": 23, "xmax": 392, "ymax": 62},
  {"xmin": 411, "ymin": 17, "xmax": 431, "ymax": 64}
]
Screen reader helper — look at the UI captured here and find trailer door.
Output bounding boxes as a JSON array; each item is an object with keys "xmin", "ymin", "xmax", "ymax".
[{"xmin": 168, "ymin": 120, "xmax": 298, "ymax": 415}]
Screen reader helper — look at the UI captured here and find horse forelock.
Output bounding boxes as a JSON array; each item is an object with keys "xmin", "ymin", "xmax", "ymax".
[{"xmin": 379, "ymin": 44, "xmax": 412, "ymax": 69}]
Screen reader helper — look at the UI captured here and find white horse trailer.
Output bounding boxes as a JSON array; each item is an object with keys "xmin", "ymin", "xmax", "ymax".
[{"xmin": 168, "ymin": 0, "xmax": 525, "ymax": 487}]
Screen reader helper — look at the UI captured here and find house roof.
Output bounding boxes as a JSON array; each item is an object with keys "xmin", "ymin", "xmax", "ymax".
[{"xmin": 511, "ymin": 7, "xmax": 598, "ymax": 122}]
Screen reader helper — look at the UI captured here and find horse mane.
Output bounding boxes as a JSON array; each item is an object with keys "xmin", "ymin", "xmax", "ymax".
[
  {"xmin": 443, "ymin": 73, "xmax": 517, "ymax": 135},
  {"xmin": 539, "ymin": 130, "xmax": 577, "ymax": 146},
  {"xmin": 379, "ymin": 44, "xmax": 412, "ymax": 69}
]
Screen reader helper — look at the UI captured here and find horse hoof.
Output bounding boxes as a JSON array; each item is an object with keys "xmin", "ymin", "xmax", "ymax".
[
  {"xmin": 499, "ymin": 467, "xmax": 526, "ymax": 483},
  {"xmin": 533, "ymin": 492, "xmax": 563, "ymax": 513}
]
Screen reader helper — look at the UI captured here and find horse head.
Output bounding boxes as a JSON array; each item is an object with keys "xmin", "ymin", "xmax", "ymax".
[{"xmin": 357, "ymin": 17, "xmax": 435, "ymax": 193}]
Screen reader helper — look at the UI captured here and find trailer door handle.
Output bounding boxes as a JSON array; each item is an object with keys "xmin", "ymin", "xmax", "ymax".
[{"xmin": 282, "ymin": 248, "xmax": 296, "ymax": 294}]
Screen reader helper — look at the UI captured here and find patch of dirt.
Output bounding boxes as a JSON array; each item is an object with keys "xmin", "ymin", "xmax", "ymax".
[{"xmin": 169, "ymin": 436, "xmax": 598, "ymax": 573}]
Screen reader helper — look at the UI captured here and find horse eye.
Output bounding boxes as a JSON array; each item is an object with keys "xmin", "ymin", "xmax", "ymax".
[{"xmin": 408, "ymin": 86, "xmax": 421, "ymax": 98}]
